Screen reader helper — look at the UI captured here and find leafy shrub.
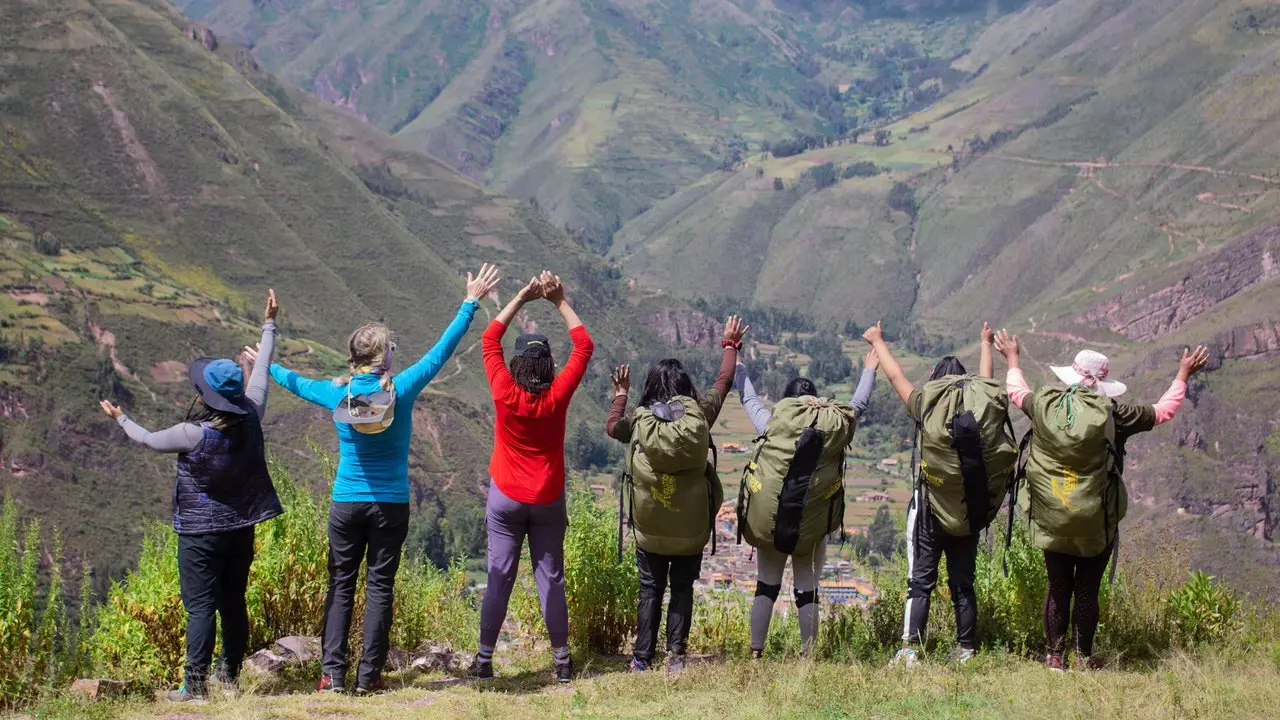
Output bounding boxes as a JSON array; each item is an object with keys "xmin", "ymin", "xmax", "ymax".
[
  {"xmin": 0, "ymin": 499, "xmax": 91, "ymax": 707},
  {"xmin": 842, "ymin": 161, "xmax": 880, "ymax": 179},
  {"xmin": 564, "ymin": 492, "xmax": 637, "ymax": 653},
  {"xmin": 773, "ymin": 177, "xmax": 785, "ymax": 191},
  {"xmin": 808, "ymin": 162, "xmax": 837, "ymax": 189},
  {"xmin": 1167, "ymin": 571, "xmax": 1241, "ymax": 647},
  {"xmin": 88, "ymin": 460, "xmax": 477, "ymax": 686}
]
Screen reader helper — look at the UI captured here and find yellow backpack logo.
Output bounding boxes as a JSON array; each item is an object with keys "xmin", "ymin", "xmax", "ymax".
[
  {"xmin": 652, "ymin": 473, "xmax": 679, "ymax": 511},
  {"xmin": 1051, "ymin": 469, "xmax": 1080, "ymax": 512}
]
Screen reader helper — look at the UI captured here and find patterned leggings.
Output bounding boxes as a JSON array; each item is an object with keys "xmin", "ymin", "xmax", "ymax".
[{"xmin": 1043, "ymin": 545, "xmax": 1112, "ymax": 657}]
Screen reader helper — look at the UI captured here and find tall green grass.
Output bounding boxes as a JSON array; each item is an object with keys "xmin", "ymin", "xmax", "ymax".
[
  {"xmin": 0, "ymin": 497, "xmax": 92, "ymax": 708},
  {"xmin": 88, "ymin": 460, "xmax": 478, "ymax": 687}
]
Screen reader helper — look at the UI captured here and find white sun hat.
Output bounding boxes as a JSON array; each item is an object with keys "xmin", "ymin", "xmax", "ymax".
[{"xmin": 1050, "ymin": 349, "xmax": 1127, "ymax": 398}]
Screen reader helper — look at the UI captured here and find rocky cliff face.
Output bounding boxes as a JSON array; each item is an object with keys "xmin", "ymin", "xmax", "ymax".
[
  {"xmin": 1078, "ymin": 226, "xmax": 1279, "ymax": 341},
  {"xmin": 641, "ymin": 308, "xmax": 721, "ymax": 347}
]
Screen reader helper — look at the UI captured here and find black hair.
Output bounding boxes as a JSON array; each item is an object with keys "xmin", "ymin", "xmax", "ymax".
[
  {"xmin": 930, "ymin": 355, "xmax": 967, "ymax": 381},
  {"xmin": 185, "ymin": 397, "xmax": 246, "ymax": 433},
  {"xmin": 510, "ymin": 355, "xmax": 554, "ymax": 395},
  {"xmin": 638, "ymin": 359, "xmax": 698, "ymax": 408},
  {"xmin": 783, "ymin": 376, "xmax": 819, "ymax": 399}
]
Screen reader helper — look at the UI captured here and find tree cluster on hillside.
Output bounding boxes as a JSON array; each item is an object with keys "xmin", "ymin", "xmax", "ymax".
[
  {"xmin": 886, "ymin": 181, "xmax": 917, "ymax": 217},
  {"xmin": 785, "ymin": 330, "xmax": 852, "ymax": 384},
  {"xmin": 808, "ymin": 162, "xmax": 838, "ymax": 190},
  {"xmin": 842, "ymin": 161, "xmax": 882, "ymax": 179}
]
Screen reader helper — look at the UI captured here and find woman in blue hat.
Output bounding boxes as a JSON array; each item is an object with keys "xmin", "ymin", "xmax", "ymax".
[
  {"xmin": 268, "ymin": 263, "xmax": 500, "ymax": 694},
  {"xmin": 99, "ymin": 289, "xmax": 284, "ymax": 702}
]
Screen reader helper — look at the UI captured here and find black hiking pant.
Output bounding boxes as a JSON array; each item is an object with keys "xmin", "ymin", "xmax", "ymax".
[
  {"xmin": 634, "ymin": 548, "xmax": 702, "ymax": 663},
  {"xmin": 1043, "ymin": 544, "xmax": 1112, "ymax": 657},
  {"xmin": 177, "ymin": 527, "xmax": 255, "ymax": 691},
  {"xmin": 321, "ymin": 501, "xmax": 410, "ymax": 688},
  {"xmin": 904, "ymin": 505, "xmax": 978, "ymax": 649}
]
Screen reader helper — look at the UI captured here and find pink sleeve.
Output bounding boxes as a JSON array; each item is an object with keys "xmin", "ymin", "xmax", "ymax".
[
  {"xmin": 1006, "ymin": 368, "xmax": 1032, "ymax": 410},
  {"xmin": 1153, "ymin": 379, "xmax": 1187, "ymax": 426}
]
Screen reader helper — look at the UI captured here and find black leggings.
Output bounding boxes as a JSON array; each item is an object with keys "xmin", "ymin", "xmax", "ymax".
[
  {"xmin": 1043, "ymin": 545, "xmax": 1112, "ymax": 657},
  {"xmin": 177, "ymin": 528, "xmax": 255, "ymax": 689},
  {"xmin": 634, "ymin": 548, "xmax": 702, "ymax": 663}
]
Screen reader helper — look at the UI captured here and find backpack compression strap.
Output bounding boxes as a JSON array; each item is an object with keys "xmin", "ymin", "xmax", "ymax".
[
  {"xmin": 707, "ymin": 435, "xmax": 718, "ymax": 556},
  {"xmin": 736, "ymin": 437, "xmax": 765, "ymax": 546},
  {"xmin": 1003, "ymin": 428, "xmax": 1034, "ymax": 577}
]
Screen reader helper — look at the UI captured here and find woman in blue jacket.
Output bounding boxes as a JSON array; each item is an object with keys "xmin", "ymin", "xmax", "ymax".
[
  {"xmin": 100, "ymin": 289, "xmax": 283, "ymax": 702},
  {"xmin": 269, "ymin": 263, "xmax": 499, "ymax": 694}
]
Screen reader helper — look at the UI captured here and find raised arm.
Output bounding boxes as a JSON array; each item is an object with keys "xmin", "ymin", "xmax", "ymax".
[
  {"xmin": 850, "ymin": 350, "xmax": 878, "ymax": 413},
  {"xmin": 862, "ymin": 322, "xmax": 913, "ymax": 405},
  {"xmin": 269, "ymin": 363, "xmax": 341, "ymax": 409},
  {"xmin": 979, "ymin": 322, "xmax": 994, "ymax": 379},
  {"xmin": 994, "ymin": 329, "xmax": 1030, "ymax": 411},
  {"xmin": 701, "ymin": 316, "xmax": 747, "ymax": 423},
  {"xmin": 1153, "ymin": 345, "xmax": 1209, "ymax": 425},
  {"xmin": 543, "ymin": 274, "xmax": 594, "ymax": 395},
  {"xmin": 605, "ymin": 364, "xmax": 633, "ymax": 442},
  {"xmin": 397, "ymin": 264, "xmax": 498, "ymax": 396},
  {"xmin": 99, "ymin": 401, "xmax": 202, "ymax": 453},
  {"xmin": 240, "ymin": 289, "xmax": 279, "ymax": 419},
  {"xmin": 734, "ymin": 363, "xmax": 772, "ymax": 436}
]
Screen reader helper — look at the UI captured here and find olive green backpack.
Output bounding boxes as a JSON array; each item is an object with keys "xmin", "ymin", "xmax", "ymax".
[
  {"xmin": 737, "ymin": 396, "xmax": 858, "ymax": 556},
  {"xmin": 618, "ymin": 396, "xmax": 723, "ymax": 557},
  {"xmin": 913, "ymin": 375, "xmax": 1018, "ymax": 538},
  {"xmin": 1005, "ymin": 385, "xmax": 1125, "ymax": 563}
]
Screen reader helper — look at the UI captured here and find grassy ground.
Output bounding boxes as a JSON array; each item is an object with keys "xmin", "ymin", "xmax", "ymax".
[{"xmin": 36, "ymin": 649, "xmax": 1280, "ymax": 719}]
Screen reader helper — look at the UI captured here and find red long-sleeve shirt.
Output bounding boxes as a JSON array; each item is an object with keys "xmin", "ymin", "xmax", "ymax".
[{"xmin": 483, "ymin": 319, "xmax": 594, "ymax": 504}]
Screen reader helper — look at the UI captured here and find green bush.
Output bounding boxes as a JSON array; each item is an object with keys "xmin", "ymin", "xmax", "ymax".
[
  {"xmin": 88, "ymin": 460, "xmax": 477, "ymax": 687},
  {"xmin": 1167, "ymin": 570, "xmax": 1241, "ymax": 647},
  {"xmin": 0, "ymin": 498, "xmax": 90, "ymax": 707}
]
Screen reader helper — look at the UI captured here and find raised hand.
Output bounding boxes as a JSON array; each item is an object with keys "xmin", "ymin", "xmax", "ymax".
[
  {"xmin": 241, "ymin": 343, "xmax": 261, "ymax": 366},
  {"xmin": 467, "ymin": 263, "xmax": 501, "ymax": 299},
  {"xmin": 863, "ymin": 349, "xmax": 880, "ymax": 371},
  {"xmin": 99, "ymin": 399, "xmax": 124, "ymax": 421},
  {"xmin": 517, "ymin": 276, "xmax": 544, "ymax": 303},
  {"xmin": 862, "ymin": 321, "xmax": 883, "ymax": 345},
  {"xmin": 723, "ymin": 315, "xmax": 750, "ymax": 344},
  {"xmin": 264, "ymin": 288, "xmax": 279, "ymax": 322},
  {"xmin": 540, "ymin": 271, "xmax": 565, "ymax": 305},
  {"xmin": 1177, "ymin": 345, "xmax": 1210, "ymax": 381},
  {"xmin": 612, "ymin": 364, "xmax": 630, "ymax": 397},
  {"xmin": 981, "ymin": 321, "xmax": 994, "ymax": 345},
  {"xmin": 993, "ymin": 329, "xmax": 1020, "ymax": 360}
]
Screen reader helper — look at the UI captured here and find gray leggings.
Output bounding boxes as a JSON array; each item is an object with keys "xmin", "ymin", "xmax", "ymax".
[
  {"xmin": 751, "ymin": 542, "xmax": 826, "ymax": 652},
  {"xmin": 479, "ymin": 482, "xmax": 569, "ymax": 652}
]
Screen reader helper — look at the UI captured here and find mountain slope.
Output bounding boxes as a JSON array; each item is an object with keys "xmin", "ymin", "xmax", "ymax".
[
  {"xmin": 178, "ymin": 0, "xmax": 1006, "ymax": 249},
  {"xmin": 0, "ymin": 0, "xmax": 660, "ymax": 578},
  {"xmin": 610, "ymin": 0, "xmax": 1280, "ymax": 594}
]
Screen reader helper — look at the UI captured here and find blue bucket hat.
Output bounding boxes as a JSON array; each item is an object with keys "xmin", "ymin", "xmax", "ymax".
[{"xmin": 188, "ymin": 358, "xmax": 250, "ymax": 414}]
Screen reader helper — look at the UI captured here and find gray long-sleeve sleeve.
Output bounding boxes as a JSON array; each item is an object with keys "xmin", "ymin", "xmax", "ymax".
[
  {"xmin": 245, "ymin": 320, "xmax": 278, "ymax": 419},
  {"xmin": 117, "ymin": 416, "xmax": 203, "ymax": 453},
  {"xmin": 850, "ymin": 367, "xmax": 877, "ymax": 413},
  {"xmin": 734, "ymin": 363, "xmax": 772, "ymax": 436}
]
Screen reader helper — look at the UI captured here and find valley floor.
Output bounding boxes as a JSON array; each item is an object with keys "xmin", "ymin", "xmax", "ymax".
[{"xmin": 37, "ymin": 649, "xmax": 1280, "ymax": 719}]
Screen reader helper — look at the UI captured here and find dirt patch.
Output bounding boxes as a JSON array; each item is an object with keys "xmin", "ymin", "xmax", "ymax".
[
  {"xmin": 175, "ymin": 308, "xmax": 209, "ymax": 325},
  {"xmin": 41, "ymin": 276, "xmax": 66, "ymax": 291},
  {"xmin": 8, "ymin": 291, "xmax": 48, "ymax": 305},
  {"xmin": 150, "ymin": 360, "xmax": 187, "ymax": 383},
  {"xmin": 92, "ymin": 83, "xmax": 164, "ymax": 194},
  {"xmin": 469, "ymin": 234, "xmax": 513, "ymax": 252}
]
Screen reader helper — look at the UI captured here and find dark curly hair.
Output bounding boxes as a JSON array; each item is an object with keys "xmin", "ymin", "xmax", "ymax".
[
  {"xmin": 510, "ymin": 355, "xmax": 554, "ymax": 395},
  {"xmin": 929, "ymin": 355, "xmax": 967, "ymax": 381}
]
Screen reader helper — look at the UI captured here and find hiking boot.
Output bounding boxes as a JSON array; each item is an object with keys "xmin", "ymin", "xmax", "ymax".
[
  {"xmin": 165, "ymin": 684, "xmax": 206, "ymax": 703},
  {"xmin": 750, "ymin": 648, "xmax": 764, "ymax": 660},
  {"xmin": 554, "ymin": 658, "xmax": 573, "ymax": 684},
  {"xmin": 1073, "ymin": 655, "xmax": 1106, "ymax": 672},
  {"xmin": 666, "ymin": 654, "xmax": 687, "ymax": 674},
  {"xmin": 467, "ymin": 657, "xmax": 494, "ymax": 679},
  {"xmin": 1045, "ymin": 654, "xmax": 1066, "ymax": 672},
  {"xmin": 889, "ymin": 647, "xmax": 921, "ymax": 669},
  {"xmin": 628, "ymin": 657, "xmax": 651, "ymax": 673},
  {"xmin": 317, "ymin": 673, "xmax": 346, "ymax": 693},
  {"xmin": 945, "ymin": 646, "xmax": 977, "ymax": 665},
  {"xmin": 355, "ymin": 677, "xmax": 386, "ymax": 695}
]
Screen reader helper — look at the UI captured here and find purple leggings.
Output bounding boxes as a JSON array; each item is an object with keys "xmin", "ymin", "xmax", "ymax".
[{"xmin": 479, "ymin": 482, "xmax": 569, "ymax": 650}]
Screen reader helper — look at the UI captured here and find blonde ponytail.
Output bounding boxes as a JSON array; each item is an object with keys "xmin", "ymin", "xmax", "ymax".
[{"xmin": 334, "ymin": 322, "xmax": 396, "ymax": 390}]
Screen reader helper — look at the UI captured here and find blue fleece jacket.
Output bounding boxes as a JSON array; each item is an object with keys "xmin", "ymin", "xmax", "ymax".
[{"xmin": 269, "ymin": 300, "xmax": 478, "ymax": 503}]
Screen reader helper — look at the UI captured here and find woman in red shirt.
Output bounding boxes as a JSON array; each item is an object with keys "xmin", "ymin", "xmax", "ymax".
[{"xmin": 470, "ymin": 271, "xmax": 593, "ymax": 683}]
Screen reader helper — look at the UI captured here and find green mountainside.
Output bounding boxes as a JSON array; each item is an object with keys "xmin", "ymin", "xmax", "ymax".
[
  {"xmin": 0, "ymin": 0, "xmax": 668, "ymax": 580},
  {"xmin": 616, "ymin": 0, "xmax": 1280, "ymax": 594},
  {"xmin": 176, "ymin": 0, "xmax": 1018, "ymax": 249}
]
